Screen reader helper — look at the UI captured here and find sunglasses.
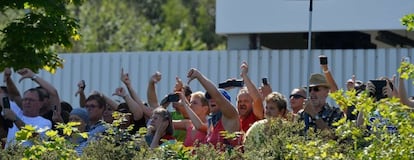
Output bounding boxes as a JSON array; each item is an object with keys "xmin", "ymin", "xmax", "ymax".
[
  {"xmin": 308, "ymin": 87, "xmax": 321, "ymax": 92},
  {"xmin": 289, "ymin": 94, "xmax": 306, "ymax": 99}
]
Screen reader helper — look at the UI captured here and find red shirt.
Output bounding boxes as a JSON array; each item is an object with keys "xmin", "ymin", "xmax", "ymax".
[
  {"xmin": 206, "ymin": 119, "xmax": 241, "ymax": 148},
  {"xmin": 184, "ymin": 123, "xmax": 206, "ymax": 147},
  {"xmin": 240, "ymin": 112, "xmax": 259, "ymax": 132}
]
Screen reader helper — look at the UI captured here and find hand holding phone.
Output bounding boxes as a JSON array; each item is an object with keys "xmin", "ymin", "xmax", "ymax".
[
  {"xmin": 319, "ymin": 56, "xmax": 328, "ymax": 65},
  {"xmin": 369, "ymin": 80, "xmax": 387, "ymax": 101},
  {"xmin": 2, "ymin": 97, "xmax": 10, "ymax": 109},
  {"xmin": 262, "ymin": 78, "xmax": 268, "ymax": 85}
]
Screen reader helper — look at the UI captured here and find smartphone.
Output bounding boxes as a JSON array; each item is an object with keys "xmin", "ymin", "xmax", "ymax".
[
  {"xmin": 369, "ymin": 80, "xmax": 387, "ymax": 100},
  {"xmin": 319, "ymin": 56, "xmax": 328, "ymax": 65},
  {"xmin": 2, "ymin": 97, "xmax": 10, "ymax": 109},
  {"xmin": 262, "ymin": 78, "xmax": 268, "ymax": 85}
]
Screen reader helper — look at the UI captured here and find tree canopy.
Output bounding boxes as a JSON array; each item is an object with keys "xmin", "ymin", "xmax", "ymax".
[{"xmin": 0, "ymin": 0, "xmax": 82, "ymax": 73}]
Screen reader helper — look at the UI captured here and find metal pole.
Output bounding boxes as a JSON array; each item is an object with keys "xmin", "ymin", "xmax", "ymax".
[{"xmin": 306, "ymin": 0, "xmax": 313, "ymax": 98}]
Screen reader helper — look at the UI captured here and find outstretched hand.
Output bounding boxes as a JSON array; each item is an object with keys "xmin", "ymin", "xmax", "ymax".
[
  {"xmin": 174, "ymin": 76, "xmax": 184, "ymax": 92},
  {"xmin": 113, "ymin": 87, "xmax": 127, "ymax": 98},
  {"xmin": 150, "ymin": 71, "xmax": 162, "ymax": 83},
  {"xmin": 240, "ymin": 61, "xmax": 249, "ymax": 77},
  {"xmin": 187, "ymin": 68, "xmax": 201, "ymax": 84},
  {"xmin": 17, "ymin": 68, "xmax": 35, "ymax": 83},
  {"xmin": 121, "ymin": 68, "xmax": 131, "ymax": 85},
  {"xmin": 75, "ymin": 80, "xmax": 86, "ymax": 97}
]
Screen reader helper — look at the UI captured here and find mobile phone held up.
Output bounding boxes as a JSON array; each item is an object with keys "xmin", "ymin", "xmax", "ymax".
[
  {"xmin": 218, "ymin": 79, "xmax": 244, "ymax": 88},
  {"xmin": 262, "ymin": 78, "xmax": 268, "ymax": 85},
  {"xmin": 319, "ymin": 56, "xmax": 328, "ymax": 65},
  {"xmin": 2, "ymin": 97, "xmax": 10, "ymax": 109}
]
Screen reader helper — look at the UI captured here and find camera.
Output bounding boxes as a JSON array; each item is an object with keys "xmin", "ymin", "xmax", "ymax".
[
  {"xmin": 160, "ymin": 93, "xmax": 180, "ymax": 105},
  {"xmin": 369, "ymin": 80, "xmax": 387, "ymax": 101},
  {"xmin": 218, "ymin": 79, "xmax": 244, "ymax": 88}
]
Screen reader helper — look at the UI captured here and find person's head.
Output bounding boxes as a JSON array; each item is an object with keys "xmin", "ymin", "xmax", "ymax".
[
  {"xmin": 61, "ymin": 101, "xmax": 73, "ymax": 113},
  {"xmin": 289, "ymin": 88, "xmax": 306, "ymax": 114},
  {"xmin": 21, "ymin": 88, "xmax": 45, "ymax": 117},
  {"xmin": 264, "ymin": 92, "xmax": 287, "ymax": 118},
  {"xmin": 237, "ymin": 87, "xmax": 254, "ymax": 118},
  {"xmin": 308, "ymin": 73, "xmax": 330, "ymax": 108},
  {"xmin": 150, "ymin": 107, "xmax": 173, "ymax": 135},
  {"xmin": 85, "ymin": 94, "xmax": 106, "ymax": 123},
  {"xmin": 346, "ymin": 79, "xmax": 364, "ymax": 91},
  {"xmin": 183, "ymin": 85, "xmax": 193, "ymax": 101},
  {"xmin": 69, "ymin": 108, "xmax": 89, "ymax": 132},
  {"xmin": 205, "ymin": 89, "xmax": 231, "ymax": 114},
  {"xmin": 103, "ymin": 104, "xmax": 114, "ymax": 124},
  {"xmin": 189, "ymin": 91, "xmax": 209, "ymax": 118},
  {"xmin": 35, "ymin": 86, "xmax": 50, "ymax": 108},
  {"xmin": 117, "ymin": 103, "xmax": 134, "ymax": 128}
]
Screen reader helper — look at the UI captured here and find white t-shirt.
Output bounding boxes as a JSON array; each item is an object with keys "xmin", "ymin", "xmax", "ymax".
[{"xmin": 5, "ymin": 101, "xmax": 52, "ymax": 147}]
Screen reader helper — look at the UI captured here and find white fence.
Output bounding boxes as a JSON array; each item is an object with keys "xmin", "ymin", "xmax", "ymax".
[{"xmin": 3, "ymin": 48, "xmax": 414, "ymax": 108}]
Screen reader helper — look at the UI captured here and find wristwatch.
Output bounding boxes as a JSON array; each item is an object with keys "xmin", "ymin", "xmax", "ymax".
[{"xmin": 313, "ymin": 115, "xmax": 321, "ymax": 120}]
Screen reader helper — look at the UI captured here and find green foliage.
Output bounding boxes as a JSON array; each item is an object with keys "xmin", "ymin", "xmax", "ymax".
[
  {"xmin": 59, "ymin": 0, "xmax": 224, "ymax": 53},
  {"xmin": 0, "ymin": 0, "xmax": 82, "ymax": 73},
  {"xmin": 1, "ymin": 122, "xmax": 86, "ymax": 160},
  {"xmin": 401, "ymin": 13, "xmax": 414, "ymax": 31}
]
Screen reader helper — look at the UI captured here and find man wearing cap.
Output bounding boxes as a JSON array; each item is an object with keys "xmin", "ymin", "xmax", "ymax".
[
  {"xmin": 187, "ymin": 68, "xmax": 241, "ymax": 147},
  {"xmin": 299, "ymin": 73, "xmax": 343, "ymax": 131}
]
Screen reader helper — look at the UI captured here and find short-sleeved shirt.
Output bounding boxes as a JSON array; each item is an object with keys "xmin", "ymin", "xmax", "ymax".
[
  {"xmin": 299, "ymin": 103, "xmax": 343, "ymax": 131},
  {"xmin": 240, "ymin": 112, "xmax": 259, "ymax": 132}
]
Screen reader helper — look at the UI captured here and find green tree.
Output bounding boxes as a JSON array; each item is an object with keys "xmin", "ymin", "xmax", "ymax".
[
  {"xmin": 401, "ymin": 14, "xmax": 414, "ymax": 31},
  {"xmin": 60, "ymin": 0, "xmax": 223, "ymax": 53},
  {"xmin": 0, "ymin": 0, "xmax": 82, "ymax": 73}
]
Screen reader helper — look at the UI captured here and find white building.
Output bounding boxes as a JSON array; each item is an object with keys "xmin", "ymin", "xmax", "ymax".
[{"xmin": 216, "ymin": 0, "xmax": 414, "ymax": 49}]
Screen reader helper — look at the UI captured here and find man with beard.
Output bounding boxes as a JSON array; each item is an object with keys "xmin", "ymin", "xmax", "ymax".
[
  {"xmin": 299, "ymin": 73, "xmax": 343, "ymax": 131},
  {"xmin": 238, "ymin": 62, "xmax": 264, "ymax": 132}
]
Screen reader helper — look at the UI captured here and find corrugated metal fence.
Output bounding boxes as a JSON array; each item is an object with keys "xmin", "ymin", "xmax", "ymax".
[{"xmin": 4, "ymin": 48, "xmax": 414, "ymax": 108}]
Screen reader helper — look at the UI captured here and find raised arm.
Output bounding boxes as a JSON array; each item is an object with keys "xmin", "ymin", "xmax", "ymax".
[
  {"xmin": 147, "ymin": 72, "xmax": 161, "ymax": 109},
  {"xmin": 121, "ymin": 68, "xmax": 153, "ymax": 118},
  {"xmin": 240, "ymin": 62, "xmax": 264, "ymax": 120},
  {"xmin": 17, "ymin": 68, "xmax": 61, "ymax": 113},
  {"xmin": 187, "ymin": 68, "xmax": 240, "ymax": 133},
  {"xmin": 3, "ymin": 68, "xmax": 22, "ymax": 107},
  {"xmin": 319, "ymin": 56, "xmax": 339, "ymax": 92},
  {"xmin": 113, "ymin": 87, "xmax": 144, "ymax": 120},
  {"xmin": 75, "ymin": 80, "xmax": 86, "ymax": 108},
  {"xmin": 399, "ymin": 77, "xmax": 414, "ymax": 108}
]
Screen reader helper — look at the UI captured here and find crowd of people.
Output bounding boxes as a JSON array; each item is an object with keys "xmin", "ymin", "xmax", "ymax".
[{"xmin": 0, "ymin": 56, "xmax": 413, "ymax": 154}]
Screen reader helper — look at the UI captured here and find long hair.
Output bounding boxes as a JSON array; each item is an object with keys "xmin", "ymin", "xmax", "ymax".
[{"xmin": 153, "ymin": 107, "xmax": 174, "ymax": 135}]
